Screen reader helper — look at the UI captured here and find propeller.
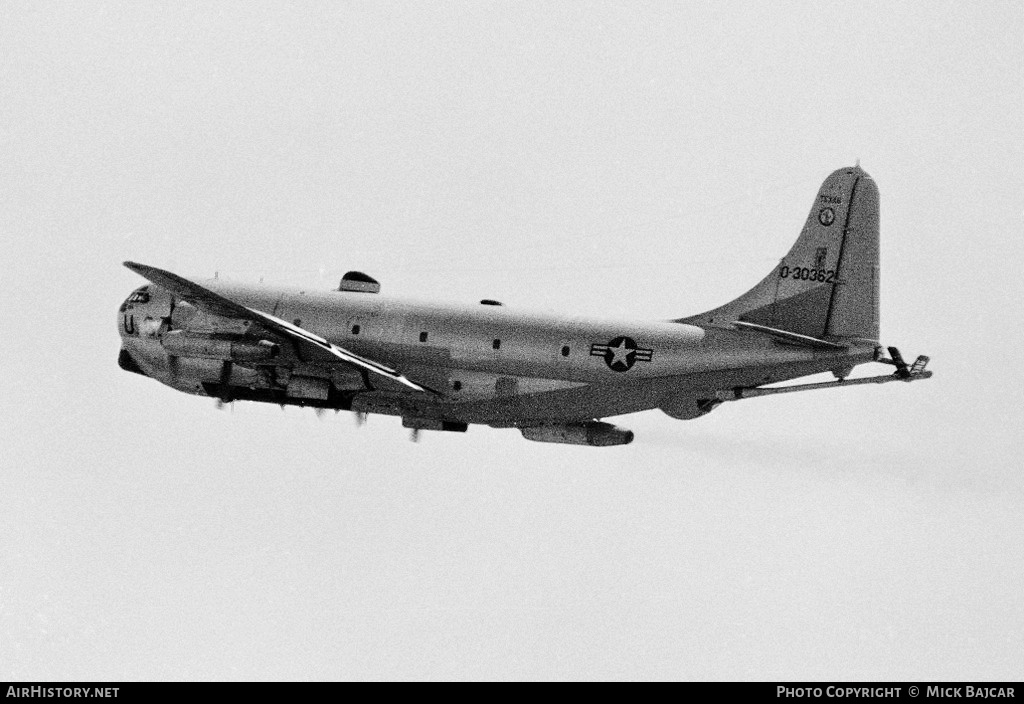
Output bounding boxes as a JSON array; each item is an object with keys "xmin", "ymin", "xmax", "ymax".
[
  {"xmin": 409, "ymin": 427, "xmax": 420, "ymax": 443},
  {"xmin": 354, "ymin": 411, "xmax": 367, "ymax": 428},
  {"xmin": 216, "ymin": 361, "xmax": 235, "ymax": 405}
]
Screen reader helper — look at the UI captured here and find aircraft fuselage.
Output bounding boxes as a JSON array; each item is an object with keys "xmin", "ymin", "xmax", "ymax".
[
  {"xmin": 118, "ymin": 278, "xmax": 874, "ymax": 429},
  {"xmin": 117, "ymin": 166, "xmax": 930, "ymax": 445}
]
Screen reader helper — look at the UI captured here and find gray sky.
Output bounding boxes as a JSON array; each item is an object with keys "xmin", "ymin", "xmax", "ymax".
[{"xmin": 1, "ymin": 0, "xmax": 1022, "ymax": 681}]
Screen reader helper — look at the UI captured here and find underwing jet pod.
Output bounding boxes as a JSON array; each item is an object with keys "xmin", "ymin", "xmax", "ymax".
[{"xmin": 118, "ymin": 166, "xmax": 931, "ymax": 446}]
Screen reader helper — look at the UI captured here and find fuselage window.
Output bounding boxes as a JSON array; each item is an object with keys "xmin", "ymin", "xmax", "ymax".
[
  {"xmin": 492, "ymin": 338, "xmax": 501, "ymax": 350},
  {"xmin": 351, "ymin": 324, "xmax": 361, "ymax": 335},
  {"xmin": 419, "ymin": 331, "xmax": 428, "ymax": 343},
  {"xmin": 561, "ymin": 345, "xmax": 571, "ymax": 357},
  {"xmin": 293, "ymin": 319, "xmax": 302, "ymax": 327},
  {"xmin": 452, "ymin": 380, "xmax": 462, "ymax": 391}
]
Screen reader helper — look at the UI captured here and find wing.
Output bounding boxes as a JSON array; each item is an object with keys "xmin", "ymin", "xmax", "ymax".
[{"xmin": 123, "ymin": 261, "xmax": 437, "ymax": 394}]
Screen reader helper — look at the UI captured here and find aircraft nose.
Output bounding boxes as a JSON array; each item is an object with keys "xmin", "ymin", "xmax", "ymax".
[
  {"xmin": 119, "ymin": 286, "xmax": 149, "ymax": 336},
  {"xmin": 118, "ymin": 298, "xmax": 133, "ymax": 336},
  {"xmin": 117, "ymin": 288, "xmax": 148, "ymax": 376},
  {"xmin": 117, "ymin": 347, "xmax": 147, "ymax": 376},
  {"xmin": 118, "ymin": 300, "xmax": 127, "ymax": 333}
]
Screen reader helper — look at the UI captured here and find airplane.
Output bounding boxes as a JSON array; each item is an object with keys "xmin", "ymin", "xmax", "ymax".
[{"xmin": 118, "ymin": 165, "xmax": 931, "ymax": 447}]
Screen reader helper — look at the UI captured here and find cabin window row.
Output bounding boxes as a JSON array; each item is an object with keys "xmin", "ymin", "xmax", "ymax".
[{"xmin": 346, "ymin": 326, "xmax": 573, "ymax": 357}]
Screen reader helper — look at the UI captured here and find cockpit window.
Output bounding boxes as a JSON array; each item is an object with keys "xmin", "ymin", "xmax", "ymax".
[{"xmin": 127, "ymin": 288, "xmax": 150, "ymax": 304}]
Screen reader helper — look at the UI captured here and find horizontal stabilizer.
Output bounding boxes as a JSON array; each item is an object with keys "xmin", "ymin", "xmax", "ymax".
[
  {"xmin": 732, "ymin": 321, "xmax": 848, "ymax": 350},
  {"xmin": 123, "ymin": 261, "xmax": 437, "ymax": 394}
]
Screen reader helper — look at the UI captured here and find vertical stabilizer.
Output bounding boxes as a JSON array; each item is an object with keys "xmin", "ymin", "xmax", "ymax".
[{"xmin": 678, "ymin": 166, "xmax": 880, "ymax": 343}]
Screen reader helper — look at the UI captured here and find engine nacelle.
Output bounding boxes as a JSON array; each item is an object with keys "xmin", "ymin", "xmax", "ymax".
[
  {"xmin": 162, "ymin": 331, "xmax": 280, "ymax": 363},
  {"xmin": 520, "ymin": 421, "xmax": 634, "ymax": 447}
]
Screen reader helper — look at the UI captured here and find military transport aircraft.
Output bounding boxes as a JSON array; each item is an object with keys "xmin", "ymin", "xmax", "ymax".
[{"xmin": 118, "ymin": 165, "xmax": 930, "ymax": 446}]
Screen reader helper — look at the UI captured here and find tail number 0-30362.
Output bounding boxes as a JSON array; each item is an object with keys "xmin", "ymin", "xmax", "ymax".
[{"xmin": 779, "ymin": 265, "xmax": 835, "ymax": 283}]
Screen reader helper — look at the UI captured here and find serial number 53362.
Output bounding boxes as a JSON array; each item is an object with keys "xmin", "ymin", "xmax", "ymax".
[{"xmin": 779, "ymin": 266, "xmax": 835, "ymax": 283}]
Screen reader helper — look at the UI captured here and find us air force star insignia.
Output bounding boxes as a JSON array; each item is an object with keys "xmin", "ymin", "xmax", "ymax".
[
  {"xmin": 589, "ymin": 336, "xmax": 654, "ymax": 372},
  {"xmin": 818, "ymin": 207, "xmax": 836, "ymax": 226}
]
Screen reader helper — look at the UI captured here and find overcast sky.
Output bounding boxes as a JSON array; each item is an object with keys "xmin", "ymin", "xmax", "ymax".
[{"xmin": 2, "ymin": 1, "xmax": 1022, "ymax": 681}]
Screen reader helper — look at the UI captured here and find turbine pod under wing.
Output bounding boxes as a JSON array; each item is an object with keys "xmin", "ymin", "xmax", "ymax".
[{"xmin": 123, "ymin": 261, "xmax": 437, "ymax": 394}]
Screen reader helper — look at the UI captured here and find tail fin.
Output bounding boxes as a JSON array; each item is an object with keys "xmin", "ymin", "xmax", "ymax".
[{"xmin": 678, "ymin": 165, "xmax": 880, "ymax": 343}]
